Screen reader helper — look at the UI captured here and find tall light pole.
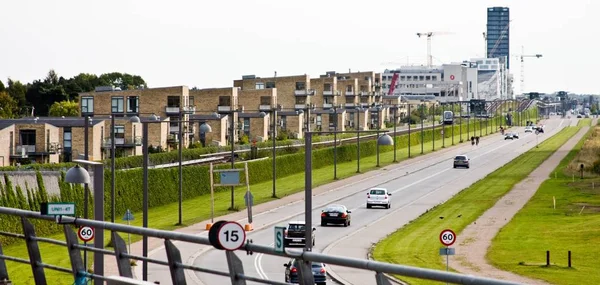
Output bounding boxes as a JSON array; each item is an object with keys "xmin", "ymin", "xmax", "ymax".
[
  {"xmin": 304, "ymin": 130, "xmax": 394, "ymax": 252},
  {"xmin": 229, "ymin": 109, "xmax": 236, "ymax": 210},
  {"xmin": 393, "ymin": 106, "xmax": 398, "ymax": 162},
  {"xmin": 82, "ymin": 115, "xmax": 91, "ymax": 270},
  {"xmin": 110, "ymin": 114, "xmax": 115, "ymax": 223},
  {"xmin": 332, "ymin": 105, "xmax": 338, "ymax": 180},
  {"xmin": 408, "ymin": 103, "xmax": 411, "ymax": 158},
  {"xmin": 178, "ymin": 110, "xmax": 183, "ymax": 225},
  {"xmin": 420, "ymin": 103, "xmax": 424, "ymax": 154},
  {"xmin": 272, "ymin": 106, "xmax": 277, "ymax": 198},
  {"xmin": 355, "ymin": 107, "xmax": 363, "ymax": 173}
]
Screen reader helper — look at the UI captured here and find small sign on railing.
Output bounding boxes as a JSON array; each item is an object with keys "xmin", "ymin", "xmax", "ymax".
[{"xmin": 40, "ymin": 202, "xmax": 76, "ymax": 216}]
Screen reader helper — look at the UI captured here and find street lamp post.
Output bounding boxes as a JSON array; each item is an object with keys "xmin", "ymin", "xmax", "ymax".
[
  {"xmin": 393, "ymin": 106, "xmax": 397, "ymax": 162},
  {"xmin": 178, "ymin": 110, "xmax": 183, "ymax": 225},
  {"xmin": 65, "ymin": 161, "xmax": 104, "ymax": 284},
  {"xmin": 355, "ymin": 107, "xmax": 363, "ymax": 173},
  {"xmin": 272, "ymin": 107, "xmax": 277, "ymax": 198},
  {"xmin": 332, "ymin": 105, "xmax": 339, "ymax": 180},
  {"xmin": 408, "ymin": 103, "xmax": 411, "ymax": 158},
  {"xmin": 432, "ymin": 103, "xmax": 435, "ymax": 151},
  {"xmin": 230, "ymin": 110, "xmax": 235, "ymax": 210},
  {"xmin": 420, "ymin": 103, "xmax": 424, "ymax": 154},
  {"xmin": 82, "ymin": 115, "xmax": 91, "ymax": 270},
  {"xmin": 304, "ymin": 130, "xmax": 393, "ymax": 252},
  {"xmin": 110, "ymin": 115, "xmax": 116, "ymax": 224}
]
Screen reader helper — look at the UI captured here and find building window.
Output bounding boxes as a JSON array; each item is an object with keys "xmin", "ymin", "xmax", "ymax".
[
  {"xmin": 114, "ymin": 126, "xmax": 125, "ymax": 143},
  {"xmin": 111, "ymin": 97, "xmax": 124, "ymax": 113},
  {"xmin": 256, "ymin": 82, "xmax": 265, "ymax": 89},
  {"xmin": 243, "ymin": 118, "xmax": 250, "ymax": 136},
  {"xmin": 127, "ymin": 96, "xmax": 139, "ymax": 113},
  {"xmin": 260, "ymin": 96, "xmax": 271, "ymax": 105},
  {"xmin": 63, "ymin": 128, "xmax": 72, "ymax": 148},
  {"xmin": 425, "ymin": 76, "xmax": 431, "ymax": 81},
  {"xmin": 295, "ymin": 97, "xmax": 306, "ymax": 105},
  {"xmin": 432, "ymin": 76, "xmax": 438, "ymax": 81},
  {"xmin": 219, "ymin": 96, "xmax": 231, "ymax": 106},
  {"xmin": 346, "ymin": 85, "xmax": 353, "ymax": 92},
  {"xmin": 189, "ymin": 96, "xmax": 195, "ymax": 107},
  {"xmin": 167, "ymin": 96, "xmax": 180, "ymax": 107},
  {"xmin": 324, "ymin": 83, "xmax": 332, "ymax": 91},
  {"xmin": 400, "ymin": 76, "xmax": 405, "ymax": 81},
  {"xmin": 81, "ymin": 97, "xmax": 94, "ymax": 113},
  {"xmin": 266, "ymin": 82, "xmax": 276, "ymax": 88},
  {"xmin": 295, "ymin": 82, "xmax": 306, "ymax": 90},
  {"xmin": 20, "ymin": 130, "xmax": 36, "ymax": 146},
  {"xmin": 360, "ymin": 85, "xmax": 367, "ymax": 92},
  {"xmin": 329, "ymin": 113, "xmax": 337, "ymax": 128}
]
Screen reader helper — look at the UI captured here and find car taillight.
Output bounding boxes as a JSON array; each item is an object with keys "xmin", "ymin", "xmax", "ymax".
[
  {"xmin": 384, "ymin": 195, "xmax": 388, "ymax": 199},
  {"xmin": 321, "ymin": 213, "xmax": 326, "ymax": 217},
  {"xmin": 284, "ymin": 230, "xmax": 288, "ymax": 237},
  {"xmin": 291, "ymin": 268, "xmax": 297, "ymax": 273},
  {"xmin": 341, "ymin": 213, "xmax": 347, "ymax": 218},
  {"xmin": 320, "ymin": 268, "xmax": 326, "ymax": 273},
  {"xmin": 367, "ymin": 194, "xmax": 371, "ymax": 198}
]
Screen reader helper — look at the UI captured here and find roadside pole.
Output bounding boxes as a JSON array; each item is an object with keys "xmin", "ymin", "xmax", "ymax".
[{"xmin": 244, "ymin": 162, "xmax": 254, "ymax": 231}]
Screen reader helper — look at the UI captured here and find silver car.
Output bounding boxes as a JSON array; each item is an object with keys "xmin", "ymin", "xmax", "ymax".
[{"xmin": 453, "ymin": 155, "xmax": 470, "ymax": 169}]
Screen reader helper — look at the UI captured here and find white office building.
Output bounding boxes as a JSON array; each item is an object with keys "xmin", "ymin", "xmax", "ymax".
[
  {"xmin": 470, "ymin": 57, "xmax": 512, "ymax": 100},
  {"xmin": 382, "ymin": 63, "xmax": 478, "ymax": 103}
]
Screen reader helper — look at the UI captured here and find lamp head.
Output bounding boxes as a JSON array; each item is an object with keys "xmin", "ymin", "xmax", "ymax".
[{"xmin": 65, "ymin": 165, "xmax": 91, "ymax": 184}]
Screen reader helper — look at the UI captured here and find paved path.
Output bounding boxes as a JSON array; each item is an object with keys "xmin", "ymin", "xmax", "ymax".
[{"xmin": 451, "ymin": 120, "xmax": 594, "ymax": 284}]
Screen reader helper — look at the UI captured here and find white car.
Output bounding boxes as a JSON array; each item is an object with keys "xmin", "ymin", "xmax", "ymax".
[
  {"xmin": 524, "ymin": 126, "xmax": 533, "ymax": 133},
  {"xmin": 366, "ymin": 188, "xmax": 392, "ymax": 209}
]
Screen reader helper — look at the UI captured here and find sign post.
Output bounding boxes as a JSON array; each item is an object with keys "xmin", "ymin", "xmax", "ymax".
[
  {"xmin": 243, "ymin": 162, "xmax": 254, "ymax": 230},
  {"xmin": 122, "ymin": 209, "xmax": 135, "ymax": 253},
  {"xmin": 274, "ymin": 226, "xmax": 286, "ymax": 253},
  {"xmin": 439, "ymin": 228, "xmax": 456, "ymax": 282}
]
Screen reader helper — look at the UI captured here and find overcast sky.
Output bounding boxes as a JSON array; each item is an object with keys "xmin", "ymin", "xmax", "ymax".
[{"xmin": 1, "ymin": 0, "xmax": 598, "ymax": 95}]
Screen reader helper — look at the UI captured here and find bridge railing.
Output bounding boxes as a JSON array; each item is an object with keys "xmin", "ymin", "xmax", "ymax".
[{"xmin": 0, "ymin": 207, "xmax": 523, "ymax": 285}]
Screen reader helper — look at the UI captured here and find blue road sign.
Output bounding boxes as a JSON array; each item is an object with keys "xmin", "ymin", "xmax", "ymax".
[{"xmin": 122, "ymin": 209, "xmax": 135, "ymax": 221}]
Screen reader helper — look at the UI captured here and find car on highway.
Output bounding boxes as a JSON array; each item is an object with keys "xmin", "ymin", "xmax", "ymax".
[
  {"xmin": 453, "ymin": 155, "xmax": 470, "ymax": 169},
  {"xmin": 366, "ymin": 188, "xmax": 392, "ymax": 209},
  {"xmin": 283, "ymin": 259, "xmax": 327, "ymax": 285},
  {"xmin": 283, "ymin": 221, "xmax": 316, "ymax": 247},
  {"xmin": 504, "ymin": 132, "xmax": 519, "ymax": 140},
  {"xmin": 321, "ymin": 204, "xmax": 351, "ymax": 227},
  {"xmin": 524, "ymin": 126, "xmax": 533, "ymax": 133}
]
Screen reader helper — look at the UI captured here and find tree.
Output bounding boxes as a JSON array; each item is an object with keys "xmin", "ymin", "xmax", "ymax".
[
  {"xmin": 49, "ymin": 100, "xmax": 79, "ymax": 117},
  {"xmin": 6, "ymin": 78, "xmax": 27, "ymax": 109},
  {"xmin": 0, "ymin": 80, "xmax": 5, "ymax": 92},
  {"xmin": 0, "ymin": 91, "xmax": 18, "ymax": 118}
]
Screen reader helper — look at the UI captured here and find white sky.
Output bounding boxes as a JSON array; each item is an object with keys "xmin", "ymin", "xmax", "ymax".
[{"xmin": 1, "ymin": 0, "xmax": 598, "ymax": 95}]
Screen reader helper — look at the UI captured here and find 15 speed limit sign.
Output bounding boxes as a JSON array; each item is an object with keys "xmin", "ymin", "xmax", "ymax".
[
  {"xmin": 439, "ymin": 229, "xmax": 456, "ymax": 247},
  {"xmin": 216, "ymin": 221, "xmax": 246, "ymax": 251},
  {"xmin": 78, "ymin": 226, "xmax": 95, "ymax": 242}
]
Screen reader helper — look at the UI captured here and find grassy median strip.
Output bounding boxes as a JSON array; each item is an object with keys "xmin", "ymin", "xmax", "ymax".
[
  {"xmin": 487, "ymin": 125, "xmax": 599, "ymax": 285},
  {"xmin": 2, "ymin": 122, "xmax": 502, "ymax": 283},
  {"xmin": 372, "ymin": 126, "xmax": 580, "ymax": 285}
]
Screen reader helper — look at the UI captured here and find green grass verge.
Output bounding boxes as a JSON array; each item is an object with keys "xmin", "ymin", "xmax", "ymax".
[
  {"xmin": 487, "ymin": 125, "xmax": 599, "ymax": 284},
  {"xmin": 372, "ymin": 125, "xmax": 581, "ymax": 285},
  {"xmin": 577, "ymin": 118, "xmax": 592, "ymax": 126},
  {"xmin": 1, "ymin": 121, "xmax": 503, "ymax": 284}
]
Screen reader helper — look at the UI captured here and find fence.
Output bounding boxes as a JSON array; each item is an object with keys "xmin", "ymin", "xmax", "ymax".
[{"xmin": 0, "ymin": 206, "xmax": 523, "ymax": 285}]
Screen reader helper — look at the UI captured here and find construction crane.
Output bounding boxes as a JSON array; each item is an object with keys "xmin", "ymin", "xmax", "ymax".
[
  {"xmin": 513, "ymin": 46, "xmax": 542, "ymax": 94},
  {"xmin": 416, "ymin": 32, "xmax": 453, "ymax": 68}
]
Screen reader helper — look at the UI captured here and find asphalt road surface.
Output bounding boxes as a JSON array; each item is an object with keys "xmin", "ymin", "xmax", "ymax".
[{"xmin": 142, "ymin": 116, "xmax": 573, "ymax": 285}]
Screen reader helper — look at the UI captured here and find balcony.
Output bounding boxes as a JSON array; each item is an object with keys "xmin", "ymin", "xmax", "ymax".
[
  {"xmin": 323, "ymin": 90, "xmax": 340, "ymax": 96},
  {"xmin": 217, "ymin": 105, "xmax": 231, "ymax": 112},
  {"xmin": 294, "ymin": 89, "xmax": 316, "ymax": 96},
  {"xmin": 182, "ymin": 106, "xmax": 196, "ymax": 114},
  {"xmin": 259, "ymin": 105, "xmax": 273, "ymax": 111},
  {"xmin": 345, "ymin": 103, "xmax": 357, "ymax": 108},
  {"xmin": 16, "ymin": 145, "xmax": 36, "ymax": 154},
  {"xmin": 102, "ymin": 137, "xmax": 142, "ymax": 148},
  {"xmin": 169, "ymin": 125, "xmax": 180, "ymax": 133},
  {"xmin": 345, "ymin": 91, "xmax": 355, "ymax": 96},
  {"xmin": 295, "ymin": 104, "xmax": 306, "ymax": 110},
  {"xmin": 167, "ymin": 134, "xmax": 179, "ymax": 143},
  {"xmin": 359, "ymin": 91, "xmax": 371, "ymax": 96},
  {"xmin": 165, "ymin": 106, "xmax": 180, "ymax": 114},
  {"xmin": 323, "ymin": 103, "xmax": 333, "ymax": 109}
]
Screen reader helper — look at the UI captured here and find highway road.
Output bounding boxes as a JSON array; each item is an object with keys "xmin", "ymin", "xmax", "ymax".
[{"xmin": 187, "ymin": 116, "xmax": 574, "ymax": 285}]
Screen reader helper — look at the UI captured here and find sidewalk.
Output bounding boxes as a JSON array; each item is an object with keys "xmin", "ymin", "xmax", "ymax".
[
  {"xmin": 102, "ymin": 128, "xmax": 468, "ymax": 280},
  {"xmin": 451, "ymin": 122, "xmax": 593, "ymax": 283}
]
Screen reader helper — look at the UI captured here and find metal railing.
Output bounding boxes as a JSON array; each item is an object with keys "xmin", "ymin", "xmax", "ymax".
[{"xmin": 0, "ymin": 206, "xmax": 523, "ymax": 285}]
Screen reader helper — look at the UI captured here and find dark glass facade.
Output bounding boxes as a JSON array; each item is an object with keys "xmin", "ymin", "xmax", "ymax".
[{"xmin": 486, "ymin": 7, "xmax": 510, "ymax": 69}]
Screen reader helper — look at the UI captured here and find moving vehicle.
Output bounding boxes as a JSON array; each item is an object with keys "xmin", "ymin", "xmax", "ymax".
[
  {"xmin": 366, "ymin": 188, "xmax": 392, "ymax": 209},
  {"xmin": 283, "ymin": 259, "xmax": 327, "ymax": 285},
  {"xmin": 321, "ymin": 204, "xmax": 351, "ymax": 227},
  {"xmin": 504, "ymin": 132, "xmax": 518, "ymax": 140},
  {"xmin": 453, "ymin": 155, "xmax": 470, "ymax": 168},
  {"xmin": 443, "ymin": 111, "xmax": 454, "ymax": 125},
  {"xmin": 524, "ymin": 126, "xmax": 533, "ymax": 133},
  {"xmin": 283, "ymin": 221, "xmax": 316, "ymax": 247}
]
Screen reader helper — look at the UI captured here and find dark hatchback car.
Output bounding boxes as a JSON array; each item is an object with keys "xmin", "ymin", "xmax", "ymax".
[
  {"xmin": 320, "ymin": 204, "xmax": 351, "ymax": 227},
  {"xmin": 453, "ymin": 155, "xmax": 470, "ymax": 168},
  {"xmin": 283, "ymin": 259, "xmax": 327, "ymax": 285}
]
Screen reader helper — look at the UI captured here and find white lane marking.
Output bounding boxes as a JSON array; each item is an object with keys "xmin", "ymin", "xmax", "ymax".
[{"xmin": 254, "ymin": 242, "xmax": 274, "ymax": 280}]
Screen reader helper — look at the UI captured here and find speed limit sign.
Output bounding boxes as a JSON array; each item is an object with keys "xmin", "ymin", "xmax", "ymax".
[
  {"xmin": 439, "ymin": 229, "xmax": 456, "ymax": 247},
  {"xmin": 78, "ymin": 226, "xmax": 95, "ymax": 242},
  {"xmin": 209, "ymin": 221, "xmax": 246, "ymax": 251}
]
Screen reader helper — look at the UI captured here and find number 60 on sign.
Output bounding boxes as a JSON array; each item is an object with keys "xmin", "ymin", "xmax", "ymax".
[{"xmin": 439, "ymin": 229, "xmax": 456, "ymax": 247}]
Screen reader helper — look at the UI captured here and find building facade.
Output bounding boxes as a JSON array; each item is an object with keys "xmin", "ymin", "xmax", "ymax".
[{"xmin": 486, "ymin": 6, "xmax": 510, "ymax": 69}]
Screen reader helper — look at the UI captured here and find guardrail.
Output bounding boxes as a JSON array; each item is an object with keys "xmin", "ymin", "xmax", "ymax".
[{"xmin": 0, "ymin": 206, "xmax": 524, "ymax": 285}]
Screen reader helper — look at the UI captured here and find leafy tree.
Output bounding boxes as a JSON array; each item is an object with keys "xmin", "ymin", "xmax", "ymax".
[
  {"xmin": 0, "ymin": 80, "xmax": 5, "ymax": 92},
  {"xmin": 99, "ymin": 72, "xmax": 147, "ymax": 90},
  {"xmin": 49, "ymin": 100, "xmax": 79, "ymax": 117},
  {"xmin": 0, "ymin": 91, "xmax": 18, "ymax": 118},
  {"xmin": 6, "ymin": 78, "xmax": 27, "ymax": 110}
]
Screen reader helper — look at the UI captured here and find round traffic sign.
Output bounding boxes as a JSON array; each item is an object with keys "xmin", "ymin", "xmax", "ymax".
[
  {"xmin": 216, "ymin": 221, "xmax": 246, "ymax": 251},
  {"xmin": 439, "ymin": 229, "xmax": 456, "ymax": 246},
  {"xmin": 78, "ymin": 226, "xmax": 95, "ymax": 242}
]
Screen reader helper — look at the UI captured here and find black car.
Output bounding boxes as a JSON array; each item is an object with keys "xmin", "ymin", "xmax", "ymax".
[
  {"xmin": 283, "ymin": 259, "xmax": 327, "ymax": 285},
  {"xmin": 283, "ymin": 221, "xmax": 316, "ymax": 247},
  {"xmin": 320, "ymin": 204, "xmax": 351, "ymax": 227}
]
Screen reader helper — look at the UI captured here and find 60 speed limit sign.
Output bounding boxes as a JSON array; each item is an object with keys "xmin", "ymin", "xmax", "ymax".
[
  {"xmin": 439, "ymin": 229, "xmax": 456, "ymax": 247},
  {"xmin": 78, "ymin": 226, "xmax": 95, "ymax": 242}
]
